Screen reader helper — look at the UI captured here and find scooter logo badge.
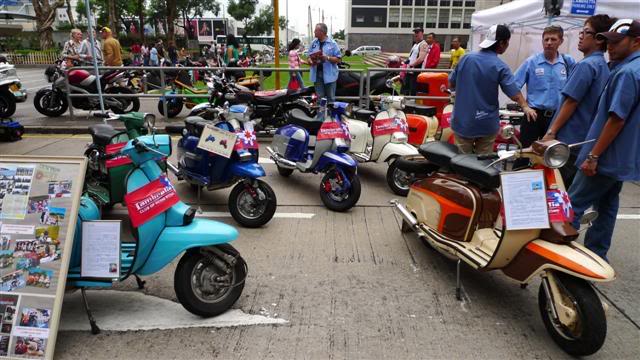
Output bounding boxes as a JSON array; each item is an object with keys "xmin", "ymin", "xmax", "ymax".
[
  {"xmin": 372, "ymin": 116, "xmax": 408, "ymax": 136},
  {"xmin": 125, "ymin": 175, "xmax": 179, "ymax": 227}
]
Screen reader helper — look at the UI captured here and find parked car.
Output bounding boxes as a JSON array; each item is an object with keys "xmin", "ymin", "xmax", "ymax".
[{"xmin": 351, "ymin": 46, "xmax": 381, "ymax": 56}]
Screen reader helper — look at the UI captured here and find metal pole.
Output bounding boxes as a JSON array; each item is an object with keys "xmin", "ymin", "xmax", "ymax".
[
  {"xmin": 285, "ymin": 0, "xmax": 289, "ymax": 47},
  {"xmin": 365, "ymin": 68, "xmax": 371, "ymax": 109},
  {"xmin": 274, "ymin": 0, "xmax": 281, "ymax": 89},
  {"xmin": 358, "ymin": 69, "xmax": 365, "ymax": 109},
  {"xmin": 63, "ymin": 70, "xmax": 74, "ymax": 119},
  {"xmin": 160, "ymin": 68, "xmax": 168, "ymax": 120},
  {"xmin": 84, "ymin": 0, "xmax": 106, "ymax": 117}
]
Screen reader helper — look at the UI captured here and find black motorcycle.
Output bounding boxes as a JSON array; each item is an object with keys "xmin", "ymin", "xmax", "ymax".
[{"xmin": 334, "ymin": 61, "xmax": 395, "ymax": 98}]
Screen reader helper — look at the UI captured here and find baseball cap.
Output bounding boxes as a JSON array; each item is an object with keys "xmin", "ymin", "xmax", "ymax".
[
  {"xmin": 413, "ymin": 26, "xmax": 424, "ymax": 33},
  {"xmin": 596, "ymin": 19, "xmax": 640, "ymax": 43},
  {"xmin": 479, "ymin": 24, "xmax": 511, "ymax": 49},
  {"xmin": 100, "ymin": 27, "xmax": 112, "ymax": 33}
]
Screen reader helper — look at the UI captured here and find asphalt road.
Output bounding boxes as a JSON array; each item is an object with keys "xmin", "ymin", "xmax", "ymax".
[{"xmin": 1, "ymin": 135, "xmax": 638, "ymax": 359}]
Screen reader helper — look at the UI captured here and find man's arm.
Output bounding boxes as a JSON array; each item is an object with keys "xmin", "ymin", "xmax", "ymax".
[
  {"xmin": 102, "ymin": 42, "xmax": 113, "ymax": 65},
  {"xmin": 411, "ymin": 42, "xmax": 428, "ymax": 68},
  {"xmin": 510, "ymin": 92, "xmax": 537, "ymax": 122},
  {"xmin": 579, "ymin": 114, "xmax": 625, "ymax": 176}
]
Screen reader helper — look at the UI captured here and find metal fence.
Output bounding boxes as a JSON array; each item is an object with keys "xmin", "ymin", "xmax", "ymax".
[
  {"xmin": 62, "ymin": 65, "xmax": 453, "ymax": 120},
  {"xmin": 5, "ymin": 51, "xmax": 59, "ymax": 65}
]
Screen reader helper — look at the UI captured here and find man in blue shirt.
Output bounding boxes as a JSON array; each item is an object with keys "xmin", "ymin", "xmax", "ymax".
[
  {"xmin": 543, "ymin": 15, "xmax": 616, "ymax": 187},
  {"xmin": 568, "ymin": 19, "xmax": 640, "ymax": 261},
  {"xmin": 307, "ymin": 23, "xmax": 342, "ymax": 102},
  {"xmin": 449, "ymin": 24, "xmax": 536, "ymax": 154},
  {"xmin": 513, "ymin": 25, "xmax": 576, "ymax": 168}
]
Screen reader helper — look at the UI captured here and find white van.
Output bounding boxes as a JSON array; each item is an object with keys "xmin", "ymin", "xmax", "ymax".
[{"xmin": 351, "ymin": 46, "xmax": 382, "ymax": 56}]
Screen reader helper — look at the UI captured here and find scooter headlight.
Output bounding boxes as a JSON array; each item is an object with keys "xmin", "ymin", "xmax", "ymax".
[
  {"xmin": 543, "ymin": 142, "xmax": 570, "ymax": 169},
  {"xmin": 390, "ymin": 132, "xmax": 408, "ymax": 144},
  {"xmin": 144, "ymin": 113, "xmax": 156, "ymax": 129}
]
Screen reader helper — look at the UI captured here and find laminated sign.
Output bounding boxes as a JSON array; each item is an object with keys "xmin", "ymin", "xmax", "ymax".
[
  {"xmin": 546, "ymin": 190, "xmax": 575, "ymax": 223},
  {"xmin": 371, "ymin": 116, "xmax": 408, "ymax": 136},
  {"xmin": 105, "ymin": 142, "xmax": 132, "ymax": 168},
  {"xmin": 124, "ymin": 175, "xmax": 179, "ymax": 227},
  {"xmin": 197, "ymin": 124, "xmax": 237, "ymax": 158},
  {"xmin": 317, "ymin": 121, "xmax": 350, "ymax": 140}
]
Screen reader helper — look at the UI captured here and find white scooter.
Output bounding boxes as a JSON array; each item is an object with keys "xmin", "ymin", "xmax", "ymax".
[
  {"xmin": 0, "ymin": 62, "xmax": 26, "ymax": 118},
  {"xmin": 345, "ymin": 95, "xmax": 419, "ymax": 196}
]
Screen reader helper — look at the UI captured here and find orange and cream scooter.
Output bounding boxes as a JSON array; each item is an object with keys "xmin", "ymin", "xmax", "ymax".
[{"xmin": 392, "ymin": 127, "xmax": 614, "ymax": 356}]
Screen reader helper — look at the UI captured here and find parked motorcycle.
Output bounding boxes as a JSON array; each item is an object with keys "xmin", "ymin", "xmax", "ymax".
[
  {"xmin": 335, "ymin": 61, "xmax": 393, "ymax": 99},
  {"xmin": 173, "ymin": 104, "xmax": 277, "ymax": 227},
  {"xmin": 0, "ymin": 63, "xmax": 23, "ymax": 118},
  {"xmin": 344, "ymin": 95, "xmax": 419, "ymax": 196},
  {"xmin": 34, "ymin": 65, "xmax": 140, "ymax": 116},
  {"xmin": 70, "ymin": 134, "xmax": 247, "ymax": 333},
  {"xmin": 266, "ymin": 100, "xmax": 361, "ymax": 212},
  {"xmin": 393, "ymin": 129, "xmax": 614, "ymax": 356}
]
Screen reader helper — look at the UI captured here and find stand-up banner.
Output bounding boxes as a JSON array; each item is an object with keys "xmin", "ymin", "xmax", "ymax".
[{"xmin": 571, "ymin": 0, "xmax": 597, "ymax": 16}]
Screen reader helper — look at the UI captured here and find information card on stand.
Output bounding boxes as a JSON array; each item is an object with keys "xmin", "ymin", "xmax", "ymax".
[
  {"xmin": 501, "ymin": 170, "xmax": 550, "ymax": 230},
  {"xmin": 81, "ymin": 221, "xmax": 121, "ymax": 279}
]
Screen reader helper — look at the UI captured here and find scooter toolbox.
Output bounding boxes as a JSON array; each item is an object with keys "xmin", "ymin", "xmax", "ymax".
[{"xmin": 272, "ymin": 125, "xmax": 309, "ymax": 162}]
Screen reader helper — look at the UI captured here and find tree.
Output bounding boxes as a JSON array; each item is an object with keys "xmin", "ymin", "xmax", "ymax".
[
  {"xmin": 227, "ymin": 0, "xmax": 258, "ymax": 30},
  {"xmin": 65, "ymin": 0, "xmax": 75, "ymax": 26},
  {"xmin": 244, "ymin": 6, "xmax": 287, "ymax": 36},
  {"xmin": 137, "ymin": 0, "xmax": 145, "ymax": 43},
  {"xmin": 332, "ymin": 29, "xmax": 345, "ymax": 40},
  {"xmin": 32, "ymin": 0, "xmax": 66, "ymax": 50}
]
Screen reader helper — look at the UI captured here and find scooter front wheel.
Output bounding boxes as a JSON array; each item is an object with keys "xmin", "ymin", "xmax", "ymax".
[
  {"xmin": 386, "ymin": 159, "xmax": 413, "ymax": 196},
  {"xmin": 538, "ymin": 271, "xmax": 607, "ymax": 356},
  {"xmin": 228, "ymin": 180, "xmax": 277, "ymax": 228},
  {"xmin": 319, "ymin": 170, "xmax": 361, "ymax": 212},
  {"xmin": 174, "ymin": 245, "xmax": 247, "ymax": 317}
]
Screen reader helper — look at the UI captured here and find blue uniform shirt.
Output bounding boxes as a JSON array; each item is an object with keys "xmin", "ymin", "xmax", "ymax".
[
  {"xmin": 308, "ymin": 37, "xmax": 341, "ymax": 84},
  {"xmin": 577, "ymin": 51, "xmax": 640, "ymax": 181},
  {"xmin": 449, "ymin": 50, "xmax": 520, "ymax": 138},
  {"xmin": 554, "ymin": 51, "xmax": 609, "ymax": 145},
  {"xmin": 514, "ymin": 52, "xmax": 576, "ymax": 110}
]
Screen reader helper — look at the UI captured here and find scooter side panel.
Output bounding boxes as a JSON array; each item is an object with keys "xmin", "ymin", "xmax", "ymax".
[
  {"xmin": 137, "ymin": 218, "xmax": 239, "ymax": 275},
  {"xmin": 273, "ymin": 125, "xmax": 308, "ymax": 162},
  {"xmin": 502, "ymin": 239, "xmax": 615, "ymax": 283},
  {"xmin": 377, "ymin": 142, "xmax": 419, "ymax": 163},
  {"xmin": 345, "ymin": 119, "xmax": 369, "ymax": 154},
  {"xmin": 230, "ymin": 161, "xmax": 265, "ymax": 178}
]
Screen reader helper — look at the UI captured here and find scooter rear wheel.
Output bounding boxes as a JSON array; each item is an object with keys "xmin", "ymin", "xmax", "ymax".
[
  {"xmin": 0, "ymin": 89, "xmax": 16, "ymax": 118},
  {"xmin": 228, "ymin": 180, "xmax": 277, "ymax": 228},
  {"xmin": 174, "ymin": 245, "xmax": 247, "ymax": 317}
]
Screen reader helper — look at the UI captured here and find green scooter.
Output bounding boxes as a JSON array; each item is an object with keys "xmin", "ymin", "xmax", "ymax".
[{"xmin": 84, "ymin": 112, "xmax": 174, "ymax": 208}]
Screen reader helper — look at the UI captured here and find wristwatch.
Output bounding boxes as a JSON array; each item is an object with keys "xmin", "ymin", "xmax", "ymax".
[{"xmin": 587, "ymin": 153, "xmax": 599, "ymax": 161}]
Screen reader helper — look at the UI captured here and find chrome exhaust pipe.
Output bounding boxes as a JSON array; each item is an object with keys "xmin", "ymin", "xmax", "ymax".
[
  {"xmin": 266, "ymin": 146, "xmax": 296, "ymax": 169},
  {"xmin": 390, "ymin": 199, "xmax": 418, "ymax": 229}
]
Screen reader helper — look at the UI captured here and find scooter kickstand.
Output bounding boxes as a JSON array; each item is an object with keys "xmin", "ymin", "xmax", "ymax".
[
  {"xmin": 196, "ymin": 184, "xmax": 203, "ymax": 214},
  {"xmin": 134, "ymin": 274, "xmax": 146, "ymax": 290},
  {"xmin": 455, "ymin": 259, "xmax": 462, "ymax": 301},
  {"xmin": 80, "ymin": 288, "xmax": 101, "ymax": 335}
]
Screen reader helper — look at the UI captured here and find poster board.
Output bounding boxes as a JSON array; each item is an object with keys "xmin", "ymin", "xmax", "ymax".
[
  {"xmin": 500, "ymin": 170, "xmax": 550, "ymax": 230},
  {"xmin": 197, "ymin": 125, "xmax": 237, "ymax": 159},
  {"xmin": 0, "ymin": 156, "xmax": 87, "ymax": 360},
  {"xmin": 81, "ymin": 221, "xmax": 121, "ymax": 280}
]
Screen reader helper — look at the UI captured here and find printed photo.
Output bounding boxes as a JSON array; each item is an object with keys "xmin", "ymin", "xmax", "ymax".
[
  {"xmin": 3, "ymin": 306, "xmax": 16, "ymax": 323},
  {"xmin": 0, "ymin": 270, "xmax": 26, "ymax": 292},
  {"xmin": 47, "ymin": 180, "xmax": 72, "ymax": 198},
  {"xmin": 27, "ymin": 197, "xmax": 49, "ymax": 214},
  {"xmin": 0, "ymin": 253, "xmax": 13, "ymax": 269},
  {"xmin": 1, "ymin": 323, "xmax": 11, "ymax": 334},
  {"xmin": 109, "ymin": 263, "xmax": 118, "ymax": 273},
  {"xmin": 26, "ymin": 269, "xmax": 52, "ymax": 289},
  {"xmin": 35, "ymin": 226, "xmax": 59, "ymax": 243},
  {"xmin": 1, "ymin": 235, "xmax": 10, "ymax": 250},
  {"xmin": 46, "ymin": 207, "xmax": 66, "ymax": 225},
  {"xmin": 14, "ymin": 240, "xmax": 38, "ymax": 255},
  {"xmin": 0, "ymin": 335, "xmax": 9, "ymax": 356},
  {"xmin": 14, "ymin": 336, "xmax": 46, "ymax": 358},
  {"xmin": 19, "ymin": 308, "xmax": 51, "ymax": 329},
  {"xmin": 16, "ymin": 254, "xmax": 40, "ymax": 271}
]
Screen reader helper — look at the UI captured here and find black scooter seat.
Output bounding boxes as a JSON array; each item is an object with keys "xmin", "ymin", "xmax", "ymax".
[
  {"xmin": 184, "ymin": 116, "xmax": 210, "ymax": 137},
  {"xmin": 88, "ymin": 124, "xmax": 122, "ymax": 147},
  {"xmin": 287, "ymin": 108, "xmax": 322, "ymax": 135},
  {"xmin": 405, "ymin": 102, "xmax": 437, "ymax": 117},
  {"xmin": 418, "ymin": 141, "xmax": 459, "ymax": 168},
  {"xmin": 254, "ymin": 90, "xmax": 288, "ymax": 104},
  {"xmin": 353, "ymin": 108, "xmax": 375, "ymax": 123},
  {"xmin": 450, "ymin": 154, "xmax": 501, "ymax": 189}
]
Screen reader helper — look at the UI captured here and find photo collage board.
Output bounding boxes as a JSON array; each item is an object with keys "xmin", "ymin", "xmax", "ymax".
[{"xmin": 0, "ymin": 158, "xmax": 86, "ymax": 360}]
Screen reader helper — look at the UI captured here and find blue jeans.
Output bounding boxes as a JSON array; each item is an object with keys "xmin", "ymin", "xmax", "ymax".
[
  {"xmin": 568, "ymin": 171, "xmax": 623, "ymax": 261},
  {"xmin": 314, "ymin": 79, "xmax": 337, "ymax": 103}
]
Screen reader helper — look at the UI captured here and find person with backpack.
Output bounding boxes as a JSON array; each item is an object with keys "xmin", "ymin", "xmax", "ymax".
[{"xmin": 513, "ymin": 25, "xmax": 576, "ymax": 168}]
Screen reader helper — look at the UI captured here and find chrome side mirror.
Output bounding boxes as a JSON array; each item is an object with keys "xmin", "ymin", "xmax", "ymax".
[{"xmin": 386, "ymin": 79, "xmax": 394, "ymax": 89}]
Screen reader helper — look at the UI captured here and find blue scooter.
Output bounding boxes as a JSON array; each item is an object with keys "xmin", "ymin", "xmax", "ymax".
[
  {"xmin": 173, "ymin": 104, "xmax": 277, "ymax": 228},
  {"xmin": 69, "ymin": 134, "xmax": 247, "ymax": 334},
  {"xmin": 266, "ymin": 100, "xmax": 361, "ymax": 211}
]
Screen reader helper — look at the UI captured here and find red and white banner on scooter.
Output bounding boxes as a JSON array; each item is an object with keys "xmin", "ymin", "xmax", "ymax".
[
  {"xmin": 371, "ymin": 116, "xmax": 408, "ymax": 136},
  {"xmin": 546, "ymin": 190, "xmax": 575, "ymax": 223},
  {"xmin": 317, "ymin": 121, "xmax": 350, "ymax": 140},
  {"xmin": 234, "ymin": 129, "xmax": 259, "ymax": 150},
  {"xmin": 105, "ymin": 142, "xmax": 132, "ymax": 168},
  {"xmin": 124, "ymin": 175, "xmax": 179, "ymax": 227}
]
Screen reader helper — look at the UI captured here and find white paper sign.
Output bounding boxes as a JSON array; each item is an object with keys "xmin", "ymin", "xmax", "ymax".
[
  {"xmin": 0, "ymin": 223, "xmax": 35, "ymax": 234},
  {"xmin": 501, "ymin": 170, "xmax": 550, "ymax": 230},
  {"xmin": 81, "ymin": 220, "xmax": 121, "ymax": 279},
  {"xmin": 197, "ymin": 124, "xmax": 237, "ymax": 159}
]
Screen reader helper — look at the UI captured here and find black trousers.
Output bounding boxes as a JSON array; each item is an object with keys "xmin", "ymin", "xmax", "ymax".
[
  {"xmin": 513, "ymin": 108, "xmax": 554, "ymax": 169},
  {"xmin": 402, "ymin": 73, "xmax": 418, "ymax": 96},
  {"xmin": 559, "ymin": 152, "xmax": 579, "ymax": 189}
]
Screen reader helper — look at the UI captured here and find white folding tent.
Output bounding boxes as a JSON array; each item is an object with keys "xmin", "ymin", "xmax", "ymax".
[{"xmin": 470, "ymin": 0, "xmax": 639, "ymax": 71}]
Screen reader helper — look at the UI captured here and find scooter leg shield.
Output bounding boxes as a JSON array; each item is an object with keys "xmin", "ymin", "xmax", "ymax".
[
  {"xmin": 315, "ymin": 151, "xmax": 358, "ymax": 172},
  {"xmin": 502, "ymin": 240, "xmax": 615, "ymax": 284},
  {"xmin": 378, "ymin": 142, "xmax": 419, "ymax": 163},
  {"xmin": 137, "ymin": 218, "xmax": 239, "ymax": 276}
]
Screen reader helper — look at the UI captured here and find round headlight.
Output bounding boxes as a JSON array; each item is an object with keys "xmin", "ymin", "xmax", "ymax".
[{"xmin": 544, "ymin": 142, "xmax": 570, "ymax": 168}]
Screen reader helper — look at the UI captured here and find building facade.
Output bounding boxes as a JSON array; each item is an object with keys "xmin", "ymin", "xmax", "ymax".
[{"xmin": 346, "ymin": 0, "xmax": 507, "ymax": 53}]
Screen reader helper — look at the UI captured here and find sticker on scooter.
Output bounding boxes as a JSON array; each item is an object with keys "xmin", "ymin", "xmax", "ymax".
[
  {"xmin": 197, "ymin": 124, "xmax": 237, "ymax": 158},
  {"xmin": 124, "ymin": 175, "xmax": 179, "ymax": 227},
  {"xmin": 547, "ymin": 190, "xmax": 575, "ymax": 223},
  {"xmin": 105, "ymin": 142, "xmax": 132, "ymax": 168},
  {"xmin": 234, "ymin": 129, "xmax": 258, "ymax": 150},
  {"xmin": 371, "ymin": 116, "xmax": 408, "ymax": 136},
  {"xmin": 317, "ymin": 121, "xmax": 350, "ymax": 141}
]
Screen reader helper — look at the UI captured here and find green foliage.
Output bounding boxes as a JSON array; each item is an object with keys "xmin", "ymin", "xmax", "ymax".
[
  {"xmin": 332, "ymin": 29, "xmax": 345, "ymax": 40},
  {"xmin": 244, "ymin": 7, "xmax": 287, "ymax": 36},
  {"xmin": 227, "ymin": 0, "xmax": 258, "ymax": 26}
]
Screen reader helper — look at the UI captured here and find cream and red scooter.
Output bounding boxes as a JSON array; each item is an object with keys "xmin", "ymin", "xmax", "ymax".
[{"xmin": 392, "ymin": 127, "xmax": 614, "ymax": 356}]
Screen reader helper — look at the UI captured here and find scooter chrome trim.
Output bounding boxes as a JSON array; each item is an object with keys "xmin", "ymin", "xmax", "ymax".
[
  {"xmin": 378, "ymin": 141, "xmax": 419, "ymax": 163},
  {"xmin": 265, "ymin": 146, "xmax": 296, "ymax": 169}
]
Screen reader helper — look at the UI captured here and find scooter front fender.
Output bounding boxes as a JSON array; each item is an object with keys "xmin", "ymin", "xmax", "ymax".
[
  {"xmin": 377, "ymin": 141, "xmax": 419, "ymax": 163},
  {"xmin": 230, "ymin": 161, "xmax": 265, "ymax": 178},
  {"xmin": 503, "ymin": 239, "xmax": 615, "ymax": 284},
  {"xmin": 315, "ymin": 151, "xmax": 357, "ymax": 173},
  {"xmin": 137, "ymin": 218, "xmax": 239, "ymax": 276}
]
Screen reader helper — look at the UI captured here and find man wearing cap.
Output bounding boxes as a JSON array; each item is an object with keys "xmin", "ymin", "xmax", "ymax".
[
  {"xmin": 513, "ymin": 25, "xmax": 576, "ymax": 169},
  {"xmin": 542, "ymin": 15, "xmax": 616, "ymax": 187},
  {"xmin": 100, "ymin": 27, "xmax": 123, "ymax": 67},
  {"xmin": 567, "ymin": 19, "xmax": 640, "ymax": 261},
  {"xmin": 402, "ymin": 27, "xmax": 428, "ymax": 96},
  {"xmin": 449, "ymin": 24, "xmax": 536, "ymax": 154}
]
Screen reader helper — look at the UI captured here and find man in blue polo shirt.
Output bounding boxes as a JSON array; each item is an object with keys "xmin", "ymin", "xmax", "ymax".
[
  {"xmin": 542, "ymin": 15, "xmax": 616, "ymax": 187},
  {"xmin": 568, "ymin": 19, "xmax": 640, "ymax": 261},
  {"xmin": 449, "ymin": 24, "xmax": 536, "ymax": 154},
  {"xmin": 307, "ymin": 23, "xmax": 342, "ymax": 102},
  {"xmin": 513, "ymin": 25, "xmax": 576, "ymax": 169}
]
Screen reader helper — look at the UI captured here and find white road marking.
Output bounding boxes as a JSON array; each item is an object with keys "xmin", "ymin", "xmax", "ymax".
[
  {"xmin": 111, "ymin": 209, "xmax": 315, "ymax": 219},
  {"xmin": 617, "ymin": 214, "xmax": 640, "ymax": 220},
  {"xmin": 60, "ymin": 290, "xmax": 287, "ymax": 332}
]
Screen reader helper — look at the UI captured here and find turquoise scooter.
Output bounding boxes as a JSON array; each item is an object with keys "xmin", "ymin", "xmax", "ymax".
[{"xmin": 69, "ymin": 134, "xmax": 247, "ymax": 334}]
